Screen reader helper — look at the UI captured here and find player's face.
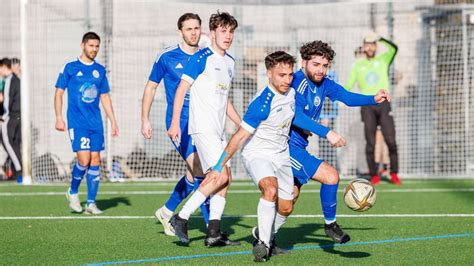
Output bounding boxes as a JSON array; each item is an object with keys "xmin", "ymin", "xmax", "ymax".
[
  {"xmin": 212, "ymin": 25, "xmax": 234, "ymax": 51},
  {"xmin": 303, "ymin": 55, "xmax": 329, "ymax": 84},
  {"xmin": 81, "ymin": 39, "xmax": 100, "ymax": 61},
  {"xmin": 364, "ymin": 42, "xmax": 377, "ymax": 58},
  {"xmin": 267, "ymin": 63, "xmax": 294, "ymax": 94},
  {"xmin": 179, "ymin": 19, "xmax": 201, "ymax": 47}
]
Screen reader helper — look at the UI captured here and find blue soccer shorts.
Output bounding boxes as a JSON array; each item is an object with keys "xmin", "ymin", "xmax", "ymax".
[{"xmin": 290, "ymin": 145, "xmax": 324, "ymax": 187}]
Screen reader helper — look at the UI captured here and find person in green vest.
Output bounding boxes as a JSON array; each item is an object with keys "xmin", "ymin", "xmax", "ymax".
[{"xmin": 345, "ymin": 33, "xmax": 401, "ymax": 185}]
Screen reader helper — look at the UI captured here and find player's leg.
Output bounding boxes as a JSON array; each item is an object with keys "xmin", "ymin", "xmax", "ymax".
[
  {"xmin": 361, "ymin": 106, "xmax": 379, "ymax": 184},
  {"xmin": 185, "ymin": 150, "xmax": 210, "ymax": 225},
  {"xmin": 2, "ymin": 116, "xmax": 22, "ymax": 182},
  {"xmin": 379, "ymin": 102, "xmax": 401, "ymax": 185},
  {"xmin": 65, "ymin": 128, "xmax": 91, "ymax": 213},
  {"xmin": 84, "ymin": 131, "xmax": 104, "ymax": 215}
]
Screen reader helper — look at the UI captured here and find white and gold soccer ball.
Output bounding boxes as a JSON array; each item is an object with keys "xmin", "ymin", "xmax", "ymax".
[{"xmin": 343, "ymin": 179, "xmax": 376, "ymax": 212}]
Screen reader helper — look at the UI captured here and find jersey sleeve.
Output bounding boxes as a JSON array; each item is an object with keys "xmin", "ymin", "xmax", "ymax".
[
  {"xmin": 241, "ymin": 93, "xmax": 272, "ymax": 134},
  {"xmin": 181, "ymin": 53, "xmax": 206, "ymax": 84},
  {"xmin": 148, "ymin": 53, "xmax": 166, "ymax": 84},
  {"xmin": 378, "ymin": 38, "xmax": 398, "ymax": 66},
  {"xmin": 99, "ymin": 71, "xmax": 110, "ymax": 94},
  {"xmin": 55, "ymin": 63, "xmax": 71, "ymax": 89},
  {"xmin": 327, "ymin": 79, "xmax": 376, "ymax": 106}
]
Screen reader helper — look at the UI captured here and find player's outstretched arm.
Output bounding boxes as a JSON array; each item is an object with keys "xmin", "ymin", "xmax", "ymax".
[
  {"xmin": 226, "ymin": 99, "xmax": 241, "ymax": 127},
  {"xmin": 167, "ymin": 79, "xmax": 191, "ymax": 143},
  {"xmin": 330, "ymin": 82, "xmax": 378, "ymax": 107},
  {"xmin": 141, "ymin": 80, "xmax": 159, "ymax": 139},
  {"xmin": 54, "ymin": 88, "xmax": 66, "ymax": 132},
  {"xmin": 208, "ymin": 126, "xmax": 252, "ymax": 178},
  {"xmin": 100, "ymin": 93, "xmax": 119, "ymax": 137}
]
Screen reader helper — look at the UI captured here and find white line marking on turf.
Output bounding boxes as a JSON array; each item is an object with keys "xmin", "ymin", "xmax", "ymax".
[
  {"xmin": 1, "ymin": 214, "xmax": 474, "ymax": 220},
  {"xmin": 1, "ymin": 188, "xmax": 473, "ymax": 196}
]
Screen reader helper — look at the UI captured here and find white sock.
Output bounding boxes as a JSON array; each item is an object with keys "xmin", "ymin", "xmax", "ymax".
[
  {"xmin": 178, "ymin": 190, "xmax": 207, "ymax": 220},
  {"xmin": 160, "ymin": 206, "xmax": 173, "ymax": 220},
  {"xmin": 273, "ymin": 212, "xmax": 287, "ymax": 235},
  {"xmin": 257, "ymin": 198, "xmax": 276, "ymax": 247},
  {"xmin": 325, "ymin": 218, "xmax": 336, "ymax": 225},
  {"xmin": 209, "ymin": 194, "xmax": 226, "ymax": 220}
]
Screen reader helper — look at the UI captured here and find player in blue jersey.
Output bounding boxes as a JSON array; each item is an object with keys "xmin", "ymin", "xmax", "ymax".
[
  {"xmin": 140, "ymin": 13, "xmax": 211, "ymax": 237},
  {"xmin": 168, "ymin": 11, "xmax": 241, "ymax": 247},
  {"xmin": 275, "ymin": 41, "xmax": 390, "ymax": 244},
  {"xmin": 55, "ymin": 32, "xmax": 119, "ymax": 215}
]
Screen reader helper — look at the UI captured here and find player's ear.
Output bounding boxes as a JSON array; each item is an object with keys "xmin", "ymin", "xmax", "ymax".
[
  {"xmin": 178, "ymin": 29, "xmax": 184, "ymax": 39},
  {"xmin": 80, "ymin": 42, "xmax": 85, "ymax": 50},
  {"xmin": 266, "ymin": 69, "xmax": 272, "ymax": 79}
]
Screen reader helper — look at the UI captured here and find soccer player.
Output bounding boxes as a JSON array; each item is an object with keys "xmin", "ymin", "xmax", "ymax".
[
  {"xmin": 274, "ymin": 41, "xmax": 390, "ymax": 245},
  {"xmin": 345, "ymin": 34, "xmax": 400, "ymax": 185},
  {"xmin": 167, "ymin": 11, "xmax": 241, "ymax": 247},
  {"xmin": 141, "ymin": 13, "xmax": 211, "ymax": 236},
  {"xmin": 55, "ymin": 32, "xmax": 119, "ymax": 214},
  {"xmin": 207, "ymin": 51, "xmax": 297, "ymax": 261}
]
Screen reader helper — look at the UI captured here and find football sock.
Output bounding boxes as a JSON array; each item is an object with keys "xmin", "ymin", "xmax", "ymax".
[
  {"xmin": 178, "ymin": 190, "xmax": 206, "ymax": 220},
  {"xmin": 321, "ymin": 183, "xmax": 339, "ymax": 224},
  {"xmin": 194, "ymin": 177, "xmax": 210, "ymax": 225},
  {"xmin": 273, "ymin": 212, "xmax": 287, "ymax": 235},
  {"xmin": 209, "ymin": 194, "xmax": 226, "ymax": 220},
  {"xmin": 69, "ymin": 161, "xmax": 87, "ymax": 194},
  {"xmin": 86, "ymin": 165, "xmax": 100, "ymax": 206},
  {"xmin": 165, "ymin": 175, "xmax": 194, "ymax": 212},
  {"xmin": 160, "ymin": 206, "xmax": 173, "ymax": 220},
  {"xmin": 258, "ymin": 198, "xmax": 276, "ymax": 247}
]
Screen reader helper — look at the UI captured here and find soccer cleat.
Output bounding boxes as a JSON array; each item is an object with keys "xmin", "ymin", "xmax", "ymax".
[
  {"xmin": 370, "ymin": 175, "xmax": 381, "ymax": 185},
  {"xmin": 84, "ymin": 203, "xmax": 103, "ymax": 215},
  {"xmin": 155, "ymin": 208, "xmax": 175, "ymax": 236},
  {"xmin": 324, "ymin": 222, "xmax": 350, "ymax": 244},
  {"xmin": 252, "ymin": 240, "xmax": 270, "ymax": 262},
  {"xmin": 170, "ymin": 215, "xmax": 189, "ymax": 245},
  {"xmin": 65, "ymin": 190, "xmax": 83, "ymax": 213},
  {"xmin": 204, "ymin": 232, "xmax": 241, "ymax": 247},
  {"xmin": 390, "ymin": 173, "xmax": 401, "ymax": 185},
  {"xmin": 252, "ymin": 227, "xmax": 288, "ymax": 256}
]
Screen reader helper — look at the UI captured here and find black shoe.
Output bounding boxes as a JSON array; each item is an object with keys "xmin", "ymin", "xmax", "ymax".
[
  {"xmin": 324, "ymin": 222, "xmax": 350, "ymax": 244},
  {"xmin": 205, "ymin": 232, "xmax": 241, "ymax": 247},
  {"xmin": 252, "ymin": 240, "xmax": 270, "ymax": 262},
  {"xmin": 170, "ymin": 214, "xmax": 189, "ymax": 245},
  {"xmin": 252, "ymin": 227, "xmax": 288, "ymax": 256}
]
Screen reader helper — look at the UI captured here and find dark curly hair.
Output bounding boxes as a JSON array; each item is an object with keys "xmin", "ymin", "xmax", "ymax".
[
  {"xmin": 209, "ymin": 11, "xmax": 238, "ymax": 31},
  {"xmin": 265, "ymin": 51, "xmax": 296, "ymax": 70},
  {"xmin": 299, "ymin": 41, "xmax": 335, "ymax": 62}
]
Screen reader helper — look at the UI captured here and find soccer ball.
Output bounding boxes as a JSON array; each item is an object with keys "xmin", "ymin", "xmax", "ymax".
[{"xmin": 343, "ymin": 179, "xmax": 376, "ymax": 212}]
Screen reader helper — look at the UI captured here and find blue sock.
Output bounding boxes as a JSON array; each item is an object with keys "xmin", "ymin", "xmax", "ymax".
[
  {"xmin": 164, "ymin": 176, "xmax": 194, "ymax": 212},
  {"xmin": 86, "ymin": 165, "xmax": 100, "ymax": 206},
  {"xmin": 194, "ymin": 177, "xmax": 210, "ymax": 225},
  {"xmin": 69, "ymin": 161, "xmax": 87, "ymax": 194},
  {"xmin": 320, "ymin": 183, "xmax": 339, "ymax": 224}
]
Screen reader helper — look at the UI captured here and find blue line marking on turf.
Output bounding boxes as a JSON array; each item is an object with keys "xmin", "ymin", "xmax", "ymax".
[{"xmin": 86, "ymin": 233, "xmax": 474, "ymax": 265}]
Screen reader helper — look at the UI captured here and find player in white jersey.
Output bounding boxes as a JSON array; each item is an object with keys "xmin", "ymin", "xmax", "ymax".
[
  {"xmin": 168, "ymin": 11, "xmax": 241, "ymax": 247},
  {"xmin": 206, "ymin": 51, "xmax": 297, "ymax": 262}
]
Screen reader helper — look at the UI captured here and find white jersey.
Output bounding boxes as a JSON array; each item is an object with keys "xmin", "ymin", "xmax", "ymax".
[
  {"xmin": 241, "ymin": 85, "xmax": 296, "ymax": 157},
  {"xmin": 181, "ymin": 46, "xmax": 235, "ymax": 137}
]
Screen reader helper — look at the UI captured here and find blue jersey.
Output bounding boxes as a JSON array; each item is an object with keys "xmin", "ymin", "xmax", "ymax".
[
  {"xmin": 55, "ymin": 58, "xmax": 110, "ymax": 131},
  {"xmin": 149, "ymin": 44, "xmax": 194, "ymax": 128},
  {"xmin": 290, "ymin": 69, "xmax": 376, "ymax": 149}
]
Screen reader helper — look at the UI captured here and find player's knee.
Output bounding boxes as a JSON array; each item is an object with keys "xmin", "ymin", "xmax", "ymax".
[
  {"xmin": 90, "ymin": 155, "xmax": 101, "ymax": 166},
  {"xmin": 278, "ymin": 203, "xmax": 294, "ymax": 216},
  {"xmin": 77, "ymin": 157, "xmax": 90, "ymax": 167},
  {"xmin": 260, "ymin": 180, "xmax": 278, "ymax": 201},
  {"xmin": 326, "ymin": 168, "xmax": 339, "ymax": 185}
]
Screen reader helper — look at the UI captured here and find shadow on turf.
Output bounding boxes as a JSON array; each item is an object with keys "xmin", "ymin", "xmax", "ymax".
[{"xmin": 85, "ymin": 197, "xmax": 131, "ymax": 211}]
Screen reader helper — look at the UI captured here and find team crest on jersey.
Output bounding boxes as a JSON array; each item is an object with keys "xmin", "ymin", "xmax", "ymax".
[
  {"xmin": 79, "ymin": 82, "xmax": 98, "ymax": 103},
  {"xmin": 92, "ymin": 70, "xmax": 100, "ymax": 79},
  {"xmin": 313, "ymin": 96, "xmax": 321, "ymax": 107}
]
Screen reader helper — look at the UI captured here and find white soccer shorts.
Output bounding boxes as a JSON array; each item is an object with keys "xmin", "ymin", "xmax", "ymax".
[{"xmin": 192, "ymin": 133, "xmax": 230, "ymax": 171}]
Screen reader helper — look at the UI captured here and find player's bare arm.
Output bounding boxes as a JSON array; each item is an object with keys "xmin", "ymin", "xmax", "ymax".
[
  {"xmin": 100, "ymin": 93, "xmax": 119, "ymax": 137},
  {"xmin": 54, "ymin": 88, "xmax": 66, "ymax": 132},
  {"xmin": 141, "ymin": 80, "xmax": 159, "ymax": 139},
  {"xmin": 226, "ymin": 99, "xmax": 241, "ymax": 127},
  {"xmin": 168, "ymin": 79, "xmax": 192, "ymax": 142}
]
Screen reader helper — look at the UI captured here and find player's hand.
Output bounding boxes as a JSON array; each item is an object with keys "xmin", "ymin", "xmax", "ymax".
[
  {"xmin": 374, "ymin": 89, "xmax": 391, "ymax": 103},
  {"xmin": 206, "ymin": 169, "xmax": 221, "ymax": 181},
  {"xmin": 141, "ymin": 119, "xmax": 153, "ymax": 139},
  {"xmin": 55, "ymin": 118, "xmax": 66, "ymax": 132},
  {"xmin": 111, "ymin": 122, "xmax": 119, "ymax": 137},
  {"xmin": 326, "ymin": 130, "xmax": 346, "ymax": 148},
  {"xmin": 167, "ymin": 122, "xmax": 181, "ymax": 145}
]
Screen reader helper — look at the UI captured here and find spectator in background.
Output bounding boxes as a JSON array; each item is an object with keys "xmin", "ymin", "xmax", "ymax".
[
  {"xmin": 345, "ymin": 33, "xmax": 401, "ymax": 185},
  {"xmin": 11, "ymin": 58, "xmax": 21, "ymax": 78},
  {"xmin": 0, "ymin": 58, "xmax": 22, "ymax": 183}
]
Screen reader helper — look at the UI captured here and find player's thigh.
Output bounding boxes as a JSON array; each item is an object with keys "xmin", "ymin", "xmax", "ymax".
[
  {"xmin": 290, "ymin": 146, "xmax": 323, "ymax": 187},
  {"xmin": 192, "ymin": 133, "xmax": 229, "ymax": 171},
  {"xmin": 243, "ymin": 155, "xmax": 277, "ymax": 193},
  {"xmin": 312, "ymin": 161, "xmax": 339, "ymax": 185},
  {"xmin": 275, "ymin": 160, "xmax": 295, "ymax": 202}
]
